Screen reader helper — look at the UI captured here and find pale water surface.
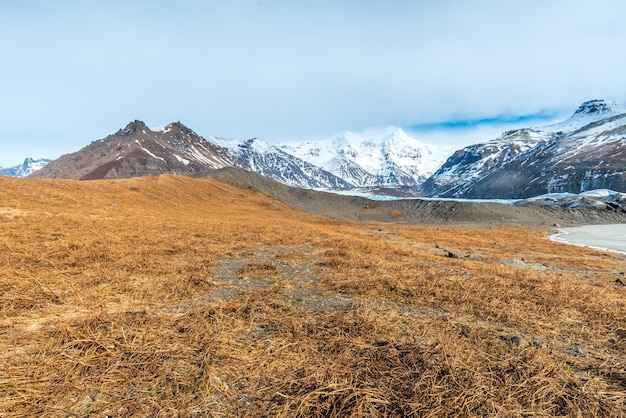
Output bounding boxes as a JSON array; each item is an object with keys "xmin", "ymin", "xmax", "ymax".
[{"xmin": 550, "ymin": 224, "xmax": 626, "ymax": 254}]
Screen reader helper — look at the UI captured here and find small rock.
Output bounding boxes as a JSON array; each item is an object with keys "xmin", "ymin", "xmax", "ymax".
[
  {"xmin": 615, "ymin": 278, "xmax": 625, "ymax": 286},
  {"xmin": 501, "ymin": 259, "xmax": 547, "ymax": 271},
  {"xmin": 571, "ymin": 344, "xmax": 585, "ymax": 356},
  {"xmin": 91, "ymin": 392, "xmax": 104, "ymax": 402},
  {"xmin": 459, "ymin": 325, "xmax": 470, "ymax": 337},
  {"xmin": 500, "ymin": 334, "xmax": 530, "ymax": 348}
]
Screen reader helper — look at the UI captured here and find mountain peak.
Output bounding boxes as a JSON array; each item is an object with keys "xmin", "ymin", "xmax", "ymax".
[
  {"xmin": 382, "ymin": 126, "xmax": 414, "ymax": 143},
  {"xmin": 162, "ymin": 121, "xmax": 199, "ymax": 140},
  {"xmin": 1, "ymin": 157, "xmax": 51, "ymax": 178},
  {"xmin": 383, "ymin": 125, "xmax": 405, "ymax": 135},
  {"xmin": 166, "ymin": 121, "xmax": 192, "ymax": 133},
  {"xmin": 572, "ymin": 99, "xmax": 618, "ymax": 117},
  {"xmin": 118, "ymin": 120, "xmax": 150, "ymax": 136}
]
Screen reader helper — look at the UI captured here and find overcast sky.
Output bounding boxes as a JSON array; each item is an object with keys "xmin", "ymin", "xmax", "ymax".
[{"xmin": 2, "ymin": 0, "xmax": 626, "ymax": 166}]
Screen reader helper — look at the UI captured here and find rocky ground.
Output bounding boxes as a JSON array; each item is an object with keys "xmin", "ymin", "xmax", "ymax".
[{"xmin": 200, "ymin": 167, "xmax": 626, "ymax": 226}]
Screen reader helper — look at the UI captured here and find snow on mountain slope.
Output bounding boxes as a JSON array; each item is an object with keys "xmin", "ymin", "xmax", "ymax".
[
  {"xmin": 31, "ymin": 121, "xmax": 235, "ymax": 180},
  {"xmin": 422, "ymin": 99, "xmax": 626, "ymax": 198},
  {"xmin": 278, "ymin": 127, "xmax": 452, "ymax": 187},
  {"xmin": 546, "ymin": 99, "xmax": 626, "ymax": 133},
  {"xmin": 484, "ymin": 113, "xmax": 626, "ymax": 198},
  {"xmin": 321, "ymin": 156, "xmax": 378, "ymax": 186},
  {"xmin": 209, "ymin": 137, "xmax": 351, "ymax": 189},
  {"xmin": 0, "ymin": 158, "xmax": 51, "ymax": 177},
  {"xmin": 25, "ymin": 99, "xmax": 624, "ymax": 197},
  {"xmin": 424, "ymin": 100, "xmax": 626, "ymax": 199},
  {"xmin": 28, "ymin": 121, "xmax": 436, "ymax": 190},
  {"xmin": 421, "ymin": 128, "xmax": 553, "ymax": 197}
]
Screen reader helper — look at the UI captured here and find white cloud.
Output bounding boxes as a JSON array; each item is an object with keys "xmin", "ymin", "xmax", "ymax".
[{"xmin": 1, "ymin": 0, "xmax": 625, "ymax": 165}]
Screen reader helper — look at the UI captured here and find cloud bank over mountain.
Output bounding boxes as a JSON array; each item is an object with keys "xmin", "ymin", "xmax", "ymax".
[{"xmin": 2, "ymin": 1, "xmax": 626, "ymax": 165}]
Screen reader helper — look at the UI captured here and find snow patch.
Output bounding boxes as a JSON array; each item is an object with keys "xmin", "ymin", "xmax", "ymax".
[
  {"xmin": 139, "ymin": 146, "xmax": 165, "ymax": 161},
  {"xmin": 174, "ymin": 154, "xmax": 190, "ymax": 165}
]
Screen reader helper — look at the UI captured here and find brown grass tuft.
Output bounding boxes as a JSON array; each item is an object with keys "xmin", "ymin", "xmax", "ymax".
[{"xmin": 390, "ymin": 209, "xmax": 404, "ymax": 219}]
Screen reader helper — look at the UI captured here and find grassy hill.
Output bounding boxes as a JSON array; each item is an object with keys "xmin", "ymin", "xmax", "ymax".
[{"xmin": 1, "ymin": 174, "xmax": 625, "ymax": 416}]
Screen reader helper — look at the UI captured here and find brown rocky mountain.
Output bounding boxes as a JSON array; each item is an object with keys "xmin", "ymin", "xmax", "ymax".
[{"xmin": 30, "ymin": 121, "xmax": 234, "ymax": 180}]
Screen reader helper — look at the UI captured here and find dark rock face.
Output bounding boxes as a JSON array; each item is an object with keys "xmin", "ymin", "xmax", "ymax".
[
  {"xmin": 229, "ymin": 139, "xmax": 352, "ymax": 189},
  {"xmin": 115, "ymin": 120, "xmax": 149, "ymax": 136},
  {"xmin": 25, "ymin": 99, "xmax": 626, "ymax": 199},
  {"xmin": 573, "ymin": 99, "xmax": 617, "ymax": 116},
  {"xmin": 422, "ymin": 128, "xmax": 552, "ymax": 198},
  {"xmin": 461, "ymin": 114, "xmax": 626, "ymax": 199}
]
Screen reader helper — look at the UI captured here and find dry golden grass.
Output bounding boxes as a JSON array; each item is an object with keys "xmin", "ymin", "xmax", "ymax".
[{"xmin": 0, "ymin": 174, "xmax": 625, "ymax": 417}]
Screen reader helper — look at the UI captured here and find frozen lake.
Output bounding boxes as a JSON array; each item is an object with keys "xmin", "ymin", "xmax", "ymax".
[{"xmin": 550, "ymin": 224, "xmax": 626, "ymax": 254}]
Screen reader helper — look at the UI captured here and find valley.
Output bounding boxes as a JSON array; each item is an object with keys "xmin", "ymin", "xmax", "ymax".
[{"xmin": 1, "ymin": 174, "xmax": 625, "ymax": 416}]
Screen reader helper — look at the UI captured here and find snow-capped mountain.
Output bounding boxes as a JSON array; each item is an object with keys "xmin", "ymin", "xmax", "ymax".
[
  {"xmin": 423, "ymin": 99, "xmax": 626, "ymax": 199},
  {"xmin": 210, "ymin": 137, "xmax": 351, "ymax": 189},
  {"xmin": 278, "ymin": 127, "xmax": 453, "ymax": 187},
  {"xmin": 0, "ymin": 157, "xmax": 51, "ymax": 177},
  {"xmin": 421, "ymin": 127, "xmax": 555, "ymax": 197},
  {"xmin": 470, "ymin": 112, "xmax": 626, "ymax": 199}
]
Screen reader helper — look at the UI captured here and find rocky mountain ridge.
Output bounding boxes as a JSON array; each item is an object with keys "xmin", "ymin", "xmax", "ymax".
[
  {"xmin": 208, "ymin": 137, "xmax": 351, "ymax": 189},
  {"xmin": 423, "ymin": 99, "xmax": 626, "ymax": 198},
  {"xmin": 29, "ymin": 121, "xmax": 444, "ymax": 190},
  {"xmin": 31, "ymin": 121, "xmax": 234, "ymax": 180},
  {"xmin": 420, "ymin": 127, "xmax": 552, "ymax": 197}
]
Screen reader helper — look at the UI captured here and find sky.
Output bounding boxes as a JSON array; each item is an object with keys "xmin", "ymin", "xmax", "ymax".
[{"xmin": 2, "ymin": 0, "xmax": 626, "ymax": 166}]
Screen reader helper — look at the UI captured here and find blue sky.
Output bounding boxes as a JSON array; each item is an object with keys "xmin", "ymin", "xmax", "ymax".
[{"xmin": 2, "ymin": 0, "xmax": 626, "ymax": 166}]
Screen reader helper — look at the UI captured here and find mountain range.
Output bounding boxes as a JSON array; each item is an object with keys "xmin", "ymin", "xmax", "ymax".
[
  {"xmin": 29, "ymin": 121, "xmax": 451, "ymax": 191},
  {"xmin": 16, "ymin": 99, "xmax": 626, "ymax": 199},
  {"xmin": 0, "ymin": 157, "xmax": 52, "ymax": 177},
  {"xmin": 276, "ymin": 127, "xmax": 453, "ymax": 188}
]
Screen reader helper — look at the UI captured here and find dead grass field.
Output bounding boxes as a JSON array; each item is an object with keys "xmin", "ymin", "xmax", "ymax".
[{"xmin": 0, "ymin": 174, "xmax": 624, "ymax": 417}]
